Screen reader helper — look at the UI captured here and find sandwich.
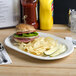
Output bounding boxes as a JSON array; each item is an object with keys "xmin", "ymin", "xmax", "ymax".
[{"xmin": 13, "ymin": 24, "xmax": 39, "ymax": 43}]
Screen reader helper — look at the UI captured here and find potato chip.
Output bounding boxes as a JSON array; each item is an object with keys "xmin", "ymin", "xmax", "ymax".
[{"xmin": 18, "ymin": 37, "xmax": 66, "ymax": 56}]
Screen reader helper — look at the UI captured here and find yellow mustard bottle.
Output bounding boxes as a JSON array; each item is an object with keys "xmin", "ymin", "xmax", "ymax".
[{"xmin": 39, "ymin": 0, "xmax": 53, "ymax": 30}]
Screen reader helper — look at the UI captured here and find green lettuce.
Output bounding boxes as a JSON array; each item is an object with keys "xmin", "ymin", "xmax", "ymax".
[{"xmin": 14, "ymin": 32, "xmax": 38, "ymax": 37}]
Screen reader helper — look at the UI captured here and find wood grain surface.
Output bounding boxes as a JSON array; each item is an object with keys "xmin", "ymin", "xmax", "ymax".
[{"xmin": 0, "ymin": 24, "xmax": 76, "ymax": 76}]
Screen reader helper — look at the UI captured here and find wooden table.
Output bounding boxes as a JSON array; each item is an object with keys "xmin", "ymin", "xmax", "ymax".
[{"xmin": 0, "ymin": 24, "xmax": 76, "ymax": 76}]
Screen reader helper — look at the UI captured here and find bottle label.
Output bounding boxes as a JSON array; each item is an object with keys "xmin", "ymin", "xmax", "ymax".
[{"xmin": 51, "ymin": 1, "xmax": 53, "ymax": 16}]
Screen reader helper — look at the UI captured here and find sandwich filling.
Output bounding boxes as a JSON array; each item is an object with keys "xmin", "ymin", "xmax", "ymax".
[
  {"xmin": 14, "ymin": 32, "xmax": 38, "ymax": 37},
  {"xmin": 13, "ymin": 32, "xmax": 39, "ymax": 43}
]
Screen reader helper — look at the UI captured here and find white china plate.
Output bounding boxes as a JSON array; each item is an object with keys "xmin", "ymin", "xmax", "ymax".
[{"xmin": 4, "ymin": 32, "xmax": 74, "ymax": 60}]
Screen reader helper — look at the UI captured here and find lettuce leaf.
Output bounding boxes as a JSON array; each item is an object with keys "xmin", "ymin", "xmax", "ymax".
[{"xmin": 14, "ymin": 32, "xmax": 38, "ymax": 37}]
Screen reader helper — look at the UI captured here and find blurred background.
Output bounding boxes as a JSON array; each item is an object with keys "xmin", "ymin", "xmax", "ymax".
[
  {"xmin": 20, "ymin": 0, "xmax": 76, "ymax": 24},
  {"xmin": 54, "ymin": 0, "xmax": 76, "ymax": 24}
]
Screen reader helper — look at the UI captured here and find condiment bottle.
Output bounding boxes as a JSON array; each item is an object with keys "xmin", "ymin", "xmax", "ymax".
[
  {"xmin": 39, "ymin": 0, "xmax": 53, "ymax": 30},
  {"xmin": 21, "ymin": 0, "xmax": 38, "ymax": 29}
]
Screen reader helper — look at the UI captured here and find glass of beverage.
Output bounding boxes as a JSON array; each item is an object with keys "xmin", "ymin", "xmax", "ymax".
[{"xmin": 69, "ymin": 9, "xmax": 76, "ymax": 33}]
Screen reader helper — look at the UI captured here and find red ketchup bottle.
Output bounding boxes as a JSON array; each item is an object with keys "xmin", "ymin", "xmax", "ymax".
[{"xmin": 21, "ymin": 0, "xmax": 38, "ymax": 29}]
